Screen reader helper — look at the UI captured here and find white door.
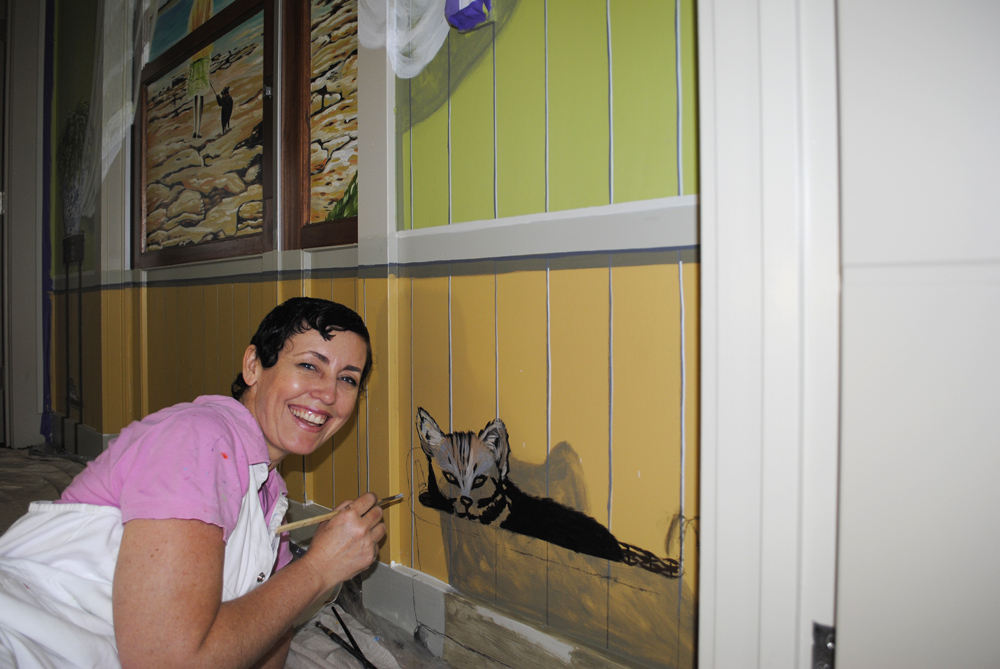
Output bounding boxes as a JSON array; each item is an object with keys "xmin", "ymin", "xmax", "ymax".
[{"xmin": 835, "ymin": 2, "xmax": 1000, "ymax": 667}]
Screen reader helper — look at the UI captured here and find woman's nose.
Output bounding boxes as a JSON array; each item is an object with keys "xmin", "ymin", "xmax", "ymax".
[{"xmin": 313, "ymin": 378, "xmax": 338, "ymax": 404}]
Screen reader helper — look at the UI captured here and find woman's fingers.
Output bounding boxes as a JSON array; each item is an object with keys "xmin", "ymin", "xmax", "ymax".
[{"xmin": 304, "ymin": 493, "xmax": 387, "ymax": 587}]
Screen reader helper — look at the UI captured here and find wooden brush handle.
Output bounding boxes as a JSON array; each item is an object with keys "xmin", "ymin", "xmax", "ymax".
[{"xmin": 274, "ymin": 493, "xmax": 403, "ymax": 534}]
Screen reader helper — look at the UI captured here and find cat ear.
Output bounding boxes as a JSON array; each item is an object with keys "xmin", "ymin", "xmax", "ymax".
[
  {"xmin": 416, "ymin": 408, "xmax": 445, "ymax": 457},
  {"xmin": 479, "ymin": 418, "xmax": 510, "ymax": 479}
]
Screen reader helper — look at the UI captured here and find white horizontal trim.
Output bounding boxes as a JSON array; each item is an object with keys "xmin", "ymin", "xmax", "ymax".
[{"xmin": 396, "ymin": 195, "xmax": 698, "ymax": 265}]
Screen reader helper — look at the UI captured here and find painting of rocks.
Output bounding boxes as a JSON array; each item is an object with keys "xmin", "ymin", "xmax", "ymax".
[
  {"xmin": 144, "ymin": 10, "xmax": 264, "ymax": 252},
  {"xmin": 310, "ymin": 0, "xmax": 358, "ymax": 223}
]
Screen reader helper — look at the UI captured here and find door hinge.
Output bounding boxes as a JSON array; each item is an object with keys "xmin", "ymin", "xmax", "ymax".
[{"xmin": 812, "ymin": 622, "xmax": 835, "ymax": 669}]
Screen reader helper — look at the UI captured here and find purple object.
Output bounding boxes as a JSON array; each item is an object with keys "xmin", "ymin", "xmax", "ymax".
[{"xmin": 445, "ymin": 0, "xmax": 492, "ymax": 32}]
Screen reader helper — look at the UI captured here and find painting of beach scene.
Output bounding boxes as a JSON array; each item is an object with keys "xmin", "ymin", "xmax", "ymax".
[
  {"xmin": 310, "ymin": 0, "xmax": 358, "ymax": 223},
  {"xmin": 149, "ymin": 0, "xmax": 240, "ymax": 63},
  {"xmin": 143, "ymin": 9, "xmax": 265, "ymax": 252}
]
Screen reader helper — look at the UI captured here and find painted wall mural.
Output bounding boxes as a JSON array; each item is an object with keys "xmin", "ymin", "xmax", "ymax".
[
  {"xmin": 310, "ymin": 0, "xmax": 359, "ymax": 224},
  {"xmin": 144, "ymin": 10, "xmax": 265, "ymax": 251},
  {"xmin": 417, "ymin": 408, "xmax": 679, "ymax": 577}
]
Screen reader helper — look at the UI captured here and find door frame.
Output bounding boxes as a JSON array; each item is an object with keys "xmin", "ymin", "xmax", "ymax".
[{"xmin": 697, "ymin": 0, "xmax": 841, "ymax": 666}]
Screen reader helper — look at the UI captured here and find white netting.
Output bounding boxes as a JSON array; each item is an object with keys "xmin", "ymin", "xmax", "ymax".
[{"xmin": 359, "ymin": 0, "xmax": 451, "ymax": 79}]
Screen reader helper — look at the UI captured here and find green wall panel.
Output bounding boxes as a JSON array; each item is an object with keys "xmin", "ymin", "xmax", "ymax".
[
  {"xmin": 547, "ymin": 0, "xmax": 610, "ymax": 212},
  {"xmin": 450, "ymin": 30, "xmax": 496, "ymax": 223},
  {"xmin": 496, "ymin": 0, "xmax": 546, "ymax": 218},
  {"xmin": 611, "ymin": 0, "xmax": 678, "ymax": 202},
  {"xmin": 410, "ymin": 37, "xmax": 452, "ymax": 229}
]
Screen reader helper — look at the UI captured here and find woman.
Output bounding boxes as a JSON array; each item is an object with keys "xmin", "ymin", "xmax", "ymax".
[{"xmin": 0, "ymin": 298, "xmax": 386, "ymax": 668}]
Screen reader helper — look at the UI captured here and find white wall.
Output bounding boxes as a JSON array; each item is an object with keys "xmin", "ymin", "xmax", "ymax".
[{"xmin": 836, "ymin": 1, "xmax": 1000, "ymax": 666}]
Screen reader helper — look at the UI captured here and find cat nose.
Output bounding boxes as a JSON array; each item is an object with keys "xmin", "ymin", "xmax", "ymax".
[{"xmin": 460, "ymin": 496, "xmax": 472, "ymax": 509}]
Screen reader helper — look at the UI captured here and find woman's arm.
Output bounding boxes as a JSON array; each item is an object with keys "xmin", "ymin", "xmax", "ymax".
[{"xmin": 113, "ymin": 493, "xmax": 384, "ymax": 669}]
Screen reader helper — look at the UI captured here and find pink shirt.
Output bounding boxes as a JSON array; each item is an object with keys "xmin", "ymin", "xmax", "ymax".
[{"xmin": 60, "ymin": 395, "xmax": 291, "ymax": 570}]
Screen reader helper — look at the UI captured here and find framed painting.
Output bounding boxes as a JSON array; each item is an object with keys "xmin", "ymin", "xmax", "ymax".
[
  {"xmin": 134, "ymin": 0, "xmax": 274, "ymax": 268},
  {"xmin": 281, "ymin": 0, "xmax": 359, "ymax": 249}
]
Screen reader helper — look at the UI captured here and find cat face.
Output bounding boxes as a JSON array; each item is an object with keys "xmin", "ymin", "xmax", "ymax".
[{"xmin": 416, "ymin": 408, "xmax": 510, "ymax": 521}]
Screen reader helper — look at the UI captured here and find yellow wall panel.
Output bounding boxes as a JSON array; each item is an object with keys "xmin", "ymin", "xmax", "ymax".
[
  {"xmin": 611, "ymin": 0, "xmax": 678, "ymax": 201},
  {"xmin": 187, "ymin": 285, "xmax": 206, "ymax": 401},
  {"xmin": 203, "ymin": 285, "xmax": 221, "ymax": 396},
  {"xmin": 232, "ymin": 282, "xmax": 251, "ymax": 378},
  {"xmin": 102, "ymin": 287, "xmax": 123, "ymax": 432},
  {"xmin": 610, "ymin": 262, "xmax": 681, "ymax": 554},
  {"xmin": 81, "ymin": 290, "xmax": 102, "ymax": 430},
  {"xmin": 495, "ymin": 0, "xmax": 545, "ymax": 218},
  {"xmin": 393, "ymin": 275, "xmax": 414, "ymax": 567},
  {"xmin": 449, "ymin": 35, "xmax": 495, "ymax": 224},
  {"xmin": 450, "ymin": 270, "xmax": 497, "ymax": 431},
  {"xmin": 363, "ymin": 278, "xmax": 392, "ymax": 496},
  {"xmin": 409, "ymin": 274, "xmax": 451, "ymax": 581},
  {"xmin": 277, "ymin": 278, "xmax": 303, "ymax": 304},
  {"xmin": 355, "ymin": 280, "xmax": 369, "ymax": 494},
  {"xmin": 330, "ymin": 276, "xmax": 356, "ymax": 311},
  {"xmin": 305, "ymin": 437, "xmax": 335, "ymax": 508},
  {"xmin": 216, "ymin": 283, "xmax": 236, "ymax": 399},
  {"xmin": 681, "ymin": 260, "xmax": 699, "ymax": 593},
  {"xmin": 496, "ymin": 268, "xmax": 548, "ymax": 467},
  {"xmin": 547, "ymin": 0, "xmax": 610, "ymax": 212},
  {"xmin": 549, "ymin": 264, "xmax": 610, "ymax": 523}
]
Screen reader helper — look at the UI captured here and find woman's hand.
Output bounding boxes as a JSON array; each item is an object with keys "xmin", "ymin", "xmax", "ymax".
[{"xmin": 300, "ymin": 492, "xmax": 387, "ymax": 591}]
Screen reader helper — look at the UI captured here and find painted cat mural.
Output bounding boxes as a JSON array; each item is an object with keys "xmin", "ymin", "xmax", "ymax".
[{"xmin": 416, "ymin": 408, "xmax": 679, "ymax": 578}]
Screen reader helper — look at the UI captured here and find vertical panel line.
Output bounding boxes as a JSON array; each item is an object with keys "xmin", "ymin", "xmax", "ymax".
[
  {"xmin": 543, "ymin": 0, "xmax": 550, "ymax": 212},
  {"xmin": 492, "ymin": 21, "xmax": 498, "ymax": 220},
  {"xmin": 409, "ymin": 78, "xmax": 414, "ymax": 229},
  {"xmin": 606, "ymin": 0, "xmax": 614, "ymax": 204},
  {"xmin": 606, "ymin": 255, "xmax": 614, "ymax": 647},
  {"xmin": 674, "ymin": 0, "xmax": 684, "ymax": 195},
  {"xmin": 494, "ymin": 262, "xmax": 499, "ymax": 418},
  {"xmin": 545, "ymin": 257, "xmax": 552, "ymax": 626},
  {"xmin": 447, "ymin": 34, "xmax": 453, "ymax": 225},
  {"xmin": 364, "ymin": 279, "xmax": 370, "ymax": 493},
  {"xmin": 677, "ymin": 252, "xmax": 687, "ymax": 663},
  {"xmin": 448, "ymin": 272, "xmax": 453, "ymax": 430},
  {"xmin": 410, "ymin": 277, "xmax": 416, "ymax": 568}
]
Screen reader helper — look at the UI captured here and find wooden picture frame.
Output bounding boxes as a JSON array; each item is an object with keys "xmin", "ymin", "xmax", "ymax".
[{"xmin": 134, "ymin": 0, "xmax": 274, "ymax": 269}]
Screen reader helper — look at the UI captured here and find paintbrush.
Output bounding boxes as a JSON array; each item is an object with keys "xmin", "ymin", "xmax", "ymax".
[{"xmin": 274, "ymin": 493, "xmax": 404, "ymax": 534}]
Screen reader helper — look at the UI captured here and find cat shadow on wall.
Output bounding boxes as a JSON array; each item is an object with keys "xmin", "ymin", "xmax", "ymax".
[{"xmin": 415, "ymin": 408, "xmax": 679, "ymax": 578}]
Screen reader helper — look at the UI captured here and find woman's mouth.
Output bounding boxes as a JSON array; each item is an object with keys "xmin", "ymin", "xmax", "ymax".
[{"xmin": 290, "ymin": 407, "xmax": 329, "ymax": 427}]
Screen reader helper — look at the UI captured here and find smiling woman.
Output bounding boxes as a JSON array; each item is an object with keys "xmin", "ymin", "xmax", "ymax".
[{"xmin": 0, "ymin": 298, "xmax": 385, "ymax": 669}]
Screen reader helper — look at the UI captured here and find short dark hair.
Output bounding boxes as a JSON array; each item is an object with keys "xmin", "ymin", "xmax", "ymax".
[{"xmin": 231, "ymin": 297, "xmax": 372, "ymax": 400}]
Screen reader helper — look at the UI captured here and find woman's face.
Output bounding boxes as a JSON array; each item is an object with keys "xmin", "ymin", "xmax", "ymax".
[{"xmin": 241, "ymin": 328, "xmax": 368, "ymax": 467}]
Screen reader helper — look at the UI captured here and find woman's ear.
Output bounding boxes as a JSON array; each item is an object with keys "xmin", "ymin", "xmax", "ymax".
[{"xmin": 242, "ymin": 345, "xmax": 260, "ymax": 387}]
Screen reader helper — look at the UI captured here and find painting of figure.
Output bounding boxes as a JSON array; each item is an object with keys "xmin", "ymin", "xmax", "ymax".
[{"xmin": 143, "ymin": 11, "xmax": 264, "ymax": 252}]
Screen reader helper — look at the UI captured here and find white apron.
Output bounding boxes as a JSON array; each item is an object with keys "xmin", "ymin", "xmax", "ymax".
[{"xmin": 0, "ymin": 463, "xmax": 287, "ymax": 669}]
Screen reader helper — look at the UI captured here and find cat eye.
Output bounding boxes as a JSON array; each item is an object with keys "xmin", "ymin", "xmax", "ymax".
[
  {"xmin": 443, "ymin": 472, "xmax": 459, "ymax": 486},
  {"xmin": 472, "ymin": 475, "xmax": 487, "ymax": 489}
]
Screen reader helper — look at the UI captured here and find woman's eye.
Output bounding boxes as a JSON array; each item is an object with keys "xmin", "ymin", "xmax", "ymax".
[
  {"xmin": 472, "ymin": 475, "xmax": 487, "ymax": 489},
  {"xmin": 443, "ymin": 473, "xmax": 458, "ymax": 486},
  {"xmin": 298, "ymin": 362, "xmax": 316, "ymax": 371},
  {"xmin": 340, "ymin": 376, "xmax": 358, "ymax": 387}
]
